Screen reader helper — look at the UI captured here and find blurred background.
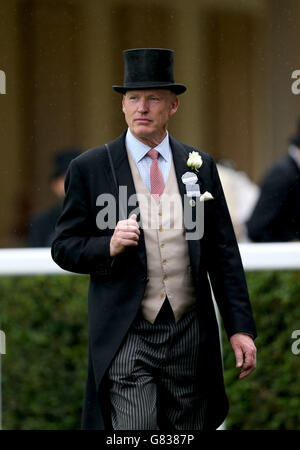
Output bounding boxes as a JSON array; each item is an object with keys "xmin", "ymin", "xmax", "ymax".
[
  {"xmin": 0, "ymin": 0, "xmax": 300, "ymax": 246},
  {"xmin": 1, "ymin": 0, "xmax": 300, "ymax": 430}
]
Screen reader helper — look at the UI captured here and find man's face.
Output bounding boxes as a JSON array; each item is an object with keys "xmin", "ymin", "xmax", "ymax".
[{"xmin": 122, "ymin": 89, "xmax": 179, "ymax": 145}]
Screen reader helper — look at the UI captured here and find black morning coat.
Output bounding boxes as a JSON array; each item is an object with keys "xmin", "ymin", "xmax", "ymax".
[{"xmin": 51, "ymin": 130, "xmax": 257, "ymax": 430}]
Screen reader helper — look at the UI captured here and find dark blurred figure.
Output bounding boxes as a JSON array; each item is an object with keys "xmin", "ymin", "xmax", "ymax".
[
  {"xmin": 247, "ymin": 121, "xmax": 300, "ymax": 242},
  {"xmin": 28, "ymin": 149, "xmax": 82, "ymax": 247}
]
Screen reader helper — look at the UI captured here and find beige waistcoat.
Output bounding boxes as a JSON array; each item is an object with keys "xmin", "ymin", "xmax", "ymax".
[{"xmin": 127, "ymin": 148, "xmax": 197, "ymax": 323}]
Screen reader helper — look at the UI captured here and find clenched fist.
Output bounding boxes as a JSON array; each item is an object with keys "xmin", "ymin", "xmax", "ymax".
[{"xmin": 110, "ymin": 214, "xmax": 140, "ymax": 257}]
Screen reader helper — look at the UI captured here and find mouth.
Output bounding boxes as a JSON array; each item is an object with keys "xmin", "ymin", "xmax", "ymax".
[{"xmin": 134, "ymin": 118, "xmax": 152, "ymax": 124}]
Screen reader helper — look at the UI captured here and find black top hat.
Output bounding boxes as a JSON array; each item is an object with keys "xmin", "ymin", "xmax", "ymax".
[
  {"xmin": 112, "ymin": 48, "xmax": 186, "ymax": 95},
  {"xmin": 51, "ymin": 148, "xmax": 82, "ymax": 179}
]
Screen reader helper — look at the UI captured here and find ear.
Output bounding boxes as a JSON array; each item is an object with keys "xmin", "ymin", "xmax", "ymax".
[
  {"xmin": 169, "ymin": 95, "xmax": 179, "ymax": 117},
  {"xmin": 122, "ymin": 95, "xmax": 126, "ymax": 114}
]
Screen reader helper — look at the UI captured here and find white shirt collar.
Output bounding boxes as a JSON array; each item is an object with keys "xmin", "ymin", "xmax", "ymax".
[{"xmin": 125, "ymin": 128, "xmax": 171, "ymax": 164}]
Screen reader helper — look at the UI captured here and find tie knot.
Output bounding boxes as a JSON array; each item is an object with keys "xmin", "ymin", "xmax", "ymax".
[{"xmin": 147, "ymin": 148, "xmax": 159, "ymax": 160}]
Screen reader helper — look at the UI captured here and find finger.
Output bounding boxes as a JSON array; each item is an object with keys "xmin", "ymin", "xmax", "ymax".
[
  {"xmin": 241, "ymin": 358, "xmax": 256, "ymax": 373},
  {"xmin": 117, "ymin": 221, "xmax": 139, "ymax": 230},
  {"xmin": 117, "ymin": 231, "xmax": 140, "ymax": 241},
  {"xmin": 116, "ymin": 215, "xmax": 138, "ymax": 227},
  {"xmin": 118, "ymin": 223, "xmax": 140, "ymax": 234},
  {"xmin": 243, "ymin": 354, "xmax": 256, "ymax": 370},
  {"xmin": 239, "ymin": 365, "xmax": 255, "ymax": 379},
  {"xmin": 116, "ymin": 229, "xmax": 140, "ymax": 241},
  {"xmin": 118, "ymin": 238, "xmax": 139, "ymax": 247},
  {"xmin": 239, "ymin": 351, "xmax": 256, "ymax": 379},
  {"xmin": 239, "ymin": 369, "xmax": 251, "ymax": 379},
  {"xmin": 243, "ymin": 345, "xmax": 256, "ymax": 366}
]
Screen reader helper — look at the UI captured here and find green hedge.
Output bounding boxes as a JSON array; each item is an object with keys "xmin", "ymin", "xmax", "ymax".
[
  {"xmin": 1, "ymin": 271, "xmax": 300, "ymax": 429},
  {"xmin": 1, "ymin": 275, "xmax": 89, "ymax": 430},
  {"xmin": 223, "ymin": 271, "xmax": 300, "ymax": 430}
]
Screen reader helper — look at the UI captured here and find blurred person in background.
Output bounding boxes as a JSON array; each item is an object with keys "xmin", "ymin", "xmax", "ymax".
[
  {"xmin": 28, "ymin": 149, "xmax": 81, "ymax": 247},
  {"xmin": 246, "ymin": 121, "xmax": 300, "ymax": 242},
  {"xmin": 217, "ymin": 159, "xmax": 260, "ymax": 242}
]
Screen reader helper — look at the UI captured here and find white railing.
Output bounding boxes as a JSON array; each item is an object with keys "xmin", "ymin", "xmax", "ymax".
[
  {"xmin": 1, "ymin": 242, "xmax": 300, "ymax": 430},
  {"xmin": 0, "ymin": 242, "xmax": 300, "ymax": 275}
]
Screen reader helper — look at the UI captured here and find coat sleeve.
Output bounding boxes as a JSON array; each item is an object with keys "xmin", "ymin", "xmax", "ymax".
[
  {"xmin": 204, "ymin": 156, "xmax": 257, "ymax": 340},
  {"xmin": 51, "ymin": 159, "xmax": 113, "ymax": 276}
]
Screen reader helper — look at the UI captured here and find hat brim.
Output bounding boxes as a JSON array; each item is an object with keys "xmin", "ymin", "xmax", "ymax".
[{"xmin": 112, "ymin": 83, "xmax": 187, "ymax": 95}]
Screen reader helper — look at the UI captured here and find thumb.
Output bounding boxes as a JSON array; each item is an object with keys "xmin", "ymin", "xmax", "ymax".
[
  {"xmin": 234, "ymin": 346, "xmax": 244, "ymax": 368},
  {"xmin": 129, "ymin": 213, "xmax": 137, "ymax": 221}
]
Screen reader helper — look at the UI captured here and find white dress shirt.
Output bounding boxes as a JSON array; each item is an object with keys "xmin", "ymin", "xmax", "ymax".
[{"xmin": 125, "ymin": 128, "xmax": 172, "ymax": 191}]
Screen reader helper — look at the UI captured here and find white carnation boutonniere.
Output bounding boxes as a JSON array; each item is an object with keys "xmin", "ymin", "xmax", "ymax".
[
  {"xmin": 183, "ymin": 151, "xmax": 214, "ymax": 202},
  {"xmin": 200, "ymin": 191, "xmax": 214, "ymax": 202},
  {"xmin": 187, "ymin": 151, "xmax": 203, "ymax": 172}
]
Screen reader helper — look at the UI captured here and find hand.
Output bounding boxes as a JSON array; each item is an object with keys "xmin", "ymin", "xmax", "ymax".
[
  {"xmin": 110, "ymin": 214, "xmax": 140, "ymax": 257},
  {"xmin": 230, "ymin": 333, "xmax": 257, "ymax": 379}
]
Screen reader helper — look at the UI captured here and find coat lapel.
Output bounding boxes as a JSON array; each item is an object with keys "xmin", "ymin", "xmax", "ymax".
[
  {"xmin": 170, "ymin": 136, "xmax": 201, "ymax": 278},
  {"xmin": 106, "ymin": 131, "xmax": 147, "ymax": 272},
  {"xmin": 106, "ymin": 131, "xmax": 136, "ymax": 218}
]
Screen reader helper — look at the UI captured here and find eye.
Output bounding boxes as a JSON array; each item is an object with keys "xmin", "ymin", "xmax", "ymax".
[{"xmin": 127, "ymin": 93, "xmax": 139, "ymax": 101}]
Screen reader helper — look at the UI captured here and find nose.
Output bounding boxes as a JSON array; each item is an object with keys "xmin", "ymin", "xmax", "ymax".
[{"xmin": 137, "ymin": 98, "xmax": 149, "ymax": 113}]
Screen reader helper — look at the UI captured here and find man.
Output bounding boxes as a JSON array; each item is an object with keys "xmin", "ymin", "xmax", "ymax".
[
  {"xmin": 51, "ymin": 48, "xmax": 257, "ymax": 430},
  {"xmin": 247, "ymin": 121, "xmax": 300, "ymax": 242},
  {"xmin": 28, "ymin": 149, "xmax": 81, "ymax": 247}
]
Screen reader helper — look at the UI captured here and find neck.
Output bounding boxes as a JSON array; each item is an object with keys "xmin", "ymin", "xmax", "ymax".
[{"xmin": 130, "ymin": 130, "xmax": 167, "ymax": 148}]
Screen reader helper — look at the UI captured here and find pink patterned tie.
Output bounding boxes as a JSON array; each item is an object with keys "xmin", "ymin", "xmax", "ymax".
[{"xmin": 147, "ymin": 148, "xmax": 165, "ymax": 203}]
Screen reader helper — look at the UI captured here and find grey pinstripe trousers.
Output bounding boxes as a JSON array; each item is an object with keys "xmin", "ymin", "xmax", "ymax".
[{"xmin": 107, "ymin": 299, "xmax": 207, "ymax": 430}]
